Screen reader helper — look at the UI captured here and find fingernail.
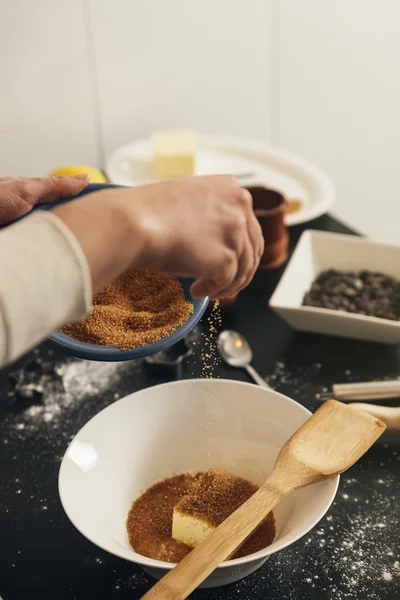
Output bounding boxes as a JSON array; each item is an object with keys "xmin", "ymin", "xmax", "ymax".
[{"xmin": 74, "ymin": 173, "xmax": 90, "ymax": 181}]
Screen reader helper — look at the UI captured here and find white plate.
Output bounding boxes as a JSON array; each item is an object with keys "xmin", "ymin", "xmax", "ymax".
[
  {"xmin": 270, "ymin": 230, "xmax": 400, "ymax": 344},
  {"xmin": 105, "ymin": 135, "xmax": 335, "ymax": 226}
]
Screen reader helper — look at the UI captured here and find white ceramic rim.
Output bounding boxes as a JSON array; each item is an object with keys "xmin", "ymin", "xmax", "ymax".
[
  {"xmin": 58, "ymin": 378, "xmax": 340, "ymax": 570},
  {"xmin": 105, "ymin": 134, "xmax": 336, "ymax": 227}
]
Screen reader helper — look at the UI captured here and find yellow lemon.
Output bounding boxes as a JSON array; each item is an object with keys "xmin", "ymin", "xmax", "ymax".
[{"xmin": 49, "ymin": 164, "xmax": 107, "ymax": 183}]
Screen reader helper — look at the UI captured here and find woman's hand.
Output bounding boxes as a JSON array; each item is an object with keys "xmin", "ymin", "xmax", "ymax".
[
  {"xmin": 54, "ymin": 175, "xmax": 264, "ymax": 300},
  {"xmin": 127, "ymin": 175, "xmax": 264, "ymax": 299},
  {"xmin": 0, "ymin": 175, "xmax": 89, "ymax": 226}
]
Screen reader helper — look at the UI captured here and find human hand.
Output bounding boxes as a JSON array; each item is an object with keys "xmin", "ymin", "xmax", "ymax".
[
  {"xmin": 128, "ymin": 175, "xmax": 264, "ymax": 298},
  {"xmin": 0, "ymin": 175, "xmax": 89, "ymax": 226},
  {"xmin": 57, "ymin": 175, "xmax": 263, "ymax": 299}
]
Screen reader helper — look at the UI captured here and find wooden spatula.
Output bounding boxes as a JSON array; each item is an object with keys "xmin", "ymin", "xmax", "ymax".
[{"xmin": 142, "ymin": 400, "xmax": 386, "ymax": 600}]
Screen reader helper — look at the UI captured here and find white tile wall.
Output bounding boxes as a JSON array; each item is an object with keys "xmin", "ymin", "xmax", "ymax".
[
  {"xmin": 0, "ymin": 108, "xmax": 98, "ymax": 177},
  {"xmin": 88, "ymin": 0, "xmax": 275, "ymax": 156},
  {"xmin": 279, "ymin": 0, "xmax": 400, "ymax": 242},
  {"xmin": 0, "ymin": 0, "xmax": 400, "ymax": 241},
  {"xmin": 0, "ymin": 0, "xmax": 98, "ymax": 174}
]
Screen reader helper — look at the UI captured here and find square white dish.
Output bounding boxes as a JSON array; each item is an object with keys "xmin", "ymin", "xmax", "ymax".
[{"xmin": 269, "ymin": 230, "xmax": 400, "ymax": 344}]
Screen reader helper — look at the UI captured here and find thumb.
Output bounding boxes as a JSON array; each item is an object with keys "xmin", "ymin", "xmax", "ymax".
[{"xmin": 22, "ymin": 174, "xmax": 90, "ymax": 206}]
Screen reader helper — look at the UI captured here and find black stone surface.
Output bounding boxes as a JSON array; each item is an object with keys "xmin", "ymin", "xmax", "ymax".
[{"xmin": 0, "ymin": 216, "xmax": 399, "ymax": 600}]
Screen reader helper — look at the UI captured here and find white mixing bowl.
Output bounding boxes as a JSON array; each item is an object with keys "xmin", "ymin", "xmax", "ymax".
[{"xmin": 59, "ymin": 379, "xmax": 339, "ymax": 588}]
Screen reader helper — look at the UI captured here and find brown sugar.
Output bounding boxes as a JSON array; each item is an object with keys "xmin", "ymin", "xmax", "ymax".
[
  {"xmin": 126, "ymin": 471, "xmax": 275, "ymax": 563},
  {"xmin": 63, "ymin": 267, "xmax": 194, "ymax": 350},
  {"xmin": 176, "ymin": 468, "xmax": 260, "ymax": 527},
  {"xmin": 126, "ymin": 473, "xmax": 200, "ymax": 563}
]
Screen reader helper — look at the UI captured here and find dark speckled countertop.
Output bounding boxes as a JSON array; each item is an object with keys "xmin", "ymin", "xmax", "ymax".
[{"xmin": 0, "ymin": 215, "xmax": 399, "ymax": 600}]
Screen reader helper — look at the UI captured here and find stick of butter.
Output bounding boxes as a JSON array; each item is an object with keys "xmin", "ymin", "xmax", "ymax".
[
  {"xmin": 172, "ymin": 468, "xmax": 259, "ymax": 550},
  {"xmin": 152, "ymin": 129, "xmax": 196, "ymax": 179}
]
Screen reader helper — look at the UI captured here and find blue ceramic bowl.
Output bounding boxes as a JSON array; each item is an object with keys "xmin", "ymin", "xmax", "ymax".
[{"xmin": 28, "ymin": 183, "xmax": 208, "ymax": 361}]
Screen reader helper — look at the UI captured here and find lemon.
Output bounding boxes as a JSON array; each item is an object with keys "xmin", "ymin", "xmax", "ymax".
[{"xmin": 49, "ymin": 164, "xmax": 107, "ymax": 183}]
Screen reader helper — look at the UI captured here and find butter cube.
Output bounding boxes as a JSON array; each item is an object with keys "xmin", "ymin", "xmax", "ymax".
[
  {"xmin": 152, "ymin": 129, "xmax": 196, "ymax": 179},
  {"xmin": 172, "ymin": 468, "xmax": 258, "ymax": 549}
]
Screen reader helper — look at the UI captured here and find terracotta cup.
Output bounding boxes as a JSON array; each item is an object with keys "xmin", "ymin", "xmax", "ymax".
[{"xmin": 246, "ymin": 186, "xmax": 289, "ymax": 270}]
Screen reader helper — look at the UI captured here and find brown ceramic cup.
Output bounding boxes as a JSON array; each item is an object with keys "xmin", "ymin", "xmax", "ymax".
[{"xmin": 246, "ymin": 186, "xmax": 289, "ymax": 270}]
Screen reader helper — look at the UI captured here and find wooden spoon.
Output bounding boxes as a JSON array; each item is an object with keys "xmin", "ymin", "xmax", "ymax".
[
  {"xmin": 141, "ymin": 400, "xmax": 385, "ymax": 600},
  {"xmin": 351, "ymin": 403, "xmax": 400, "ymax": 432}
]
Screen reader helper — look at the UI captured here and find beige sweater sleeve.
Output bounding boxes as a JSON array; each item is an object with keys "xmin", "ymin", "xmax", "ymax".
[{"xmin": 0, "ymin": 211, "xmax": 92, "ymax": 367}]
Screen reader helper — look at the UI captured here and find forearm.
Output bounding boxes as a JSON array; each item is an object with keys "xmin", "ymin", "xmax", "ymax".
[
  {"xmin": 0, "ymin": 212, "xmax": 92, "ymax": 367},
  {"xmin": 0, "ymin": 191, "xmax": 149, "ymax": 367},
  {"xmin": 52, "ymin": 191, "xmax": 146, "ymax": 293}
]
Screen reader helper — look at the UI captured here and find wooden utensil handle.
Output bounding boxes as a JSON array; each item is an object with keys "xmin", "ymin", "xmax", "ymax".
[
  {"xmin": 351, "ymin": 403, "xmax": 400, "ymax": 432},
  {"xmin": 141, "ymin": 482, "xmax": 283, "ymax": 600}
]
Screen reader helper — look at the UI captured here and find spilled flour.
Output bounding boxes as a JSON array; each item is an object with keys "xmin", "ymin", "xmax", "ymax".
[
  {"xmin": 297, "ymin": 476, "xmax": 400, "ymax": 599},
  {"xmin": 2, "ymin": 351, "xmax": 140, "ymax": 442},
  {"xmin": 23, "ymin": 361, "xmax": 123, "ymax": 425}
]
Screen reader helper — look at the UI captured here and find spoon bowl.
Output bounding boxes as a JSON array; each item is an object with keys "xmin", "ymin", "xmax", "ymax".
[
  {"xmin": 218, "ymin": 330, "xmax": 269, "ymax": 388},
  {"xmin": 217, "ymin": 330, "xmax": 253, "ymax": 367}
]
